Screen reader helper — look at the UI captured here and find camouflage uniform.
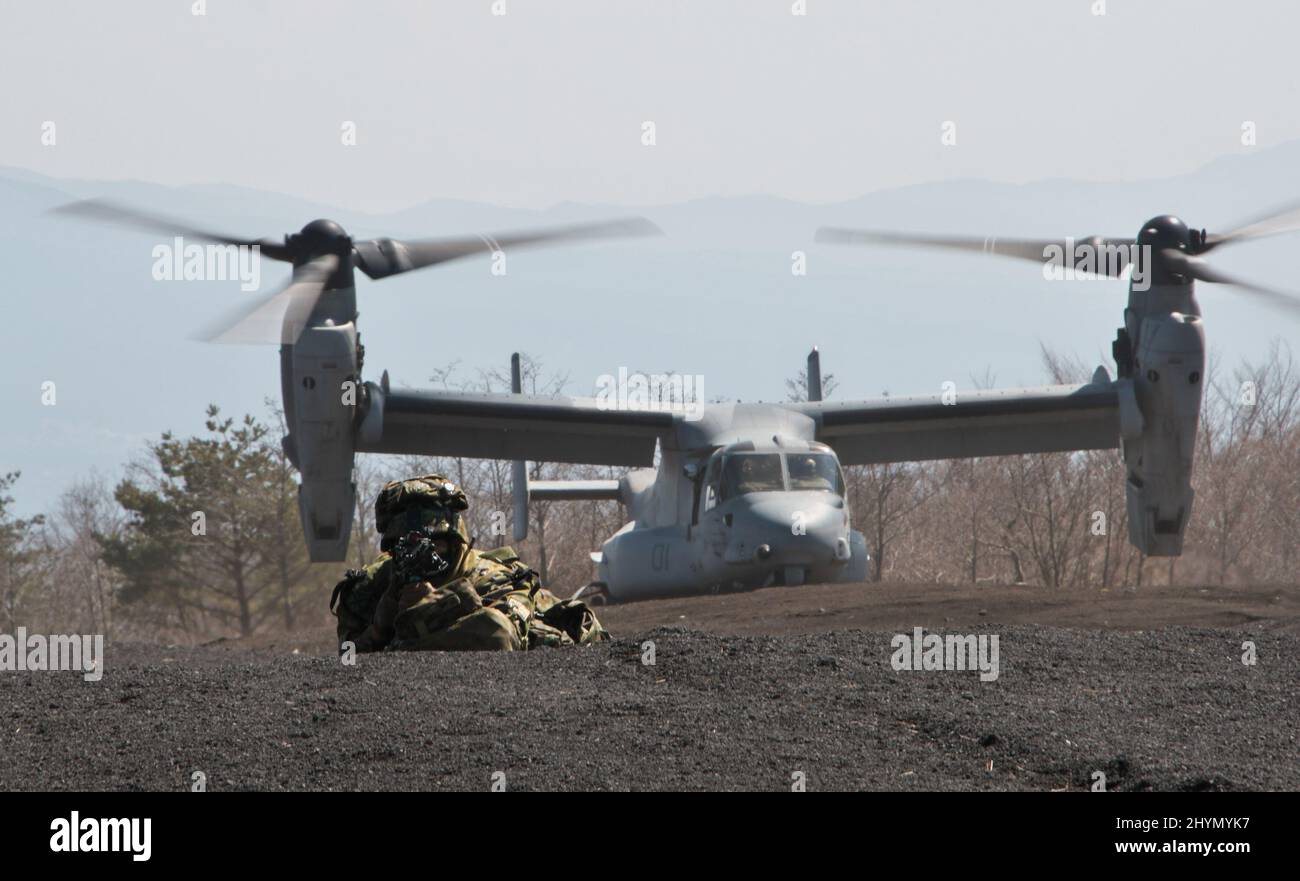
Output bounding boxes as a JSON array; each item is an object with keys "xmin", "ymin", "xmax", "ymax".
[{"xmin": 330, "ymin": 474, "xmax": 608, "ymax": 653}]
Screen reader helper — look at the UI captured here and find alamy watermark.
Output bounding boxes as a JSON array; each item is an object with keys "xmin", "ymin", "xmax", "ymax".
[
  {"xmin": 595, "ymin": 367, "xmax": 705, "ymax": 422},
  {"xmin": 1041, "ymin": 240, "xmax": 1151, "ymax": 292},
  {"xmin": 152, "ymin": 237, "xmax": 261, "ymax": 291},
  {"xmin": 0, "ymin": 628, "xmax": 104, "ymax": 681},
  {"xmin": 49, "ymin": 812, "xmax": 150, "ymax": 861},
  {"xmin": 890, "ymin": 626, "xmax": 999, "ymax": 682}
]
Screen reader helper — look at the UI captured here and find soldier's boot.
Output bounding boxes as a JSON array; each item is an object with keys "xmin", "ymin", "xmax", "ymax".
[
  {"xmin": 526, "ymin": 619, "xmax": 575, "ymax": 649},
  {"xmin": 534, "ymin": 594, "xmax": 609, "ymax": 647}
]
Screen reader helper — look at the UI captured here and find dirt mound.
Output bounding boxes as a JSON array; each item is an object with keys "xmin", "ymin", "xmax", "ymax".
[
  {"xmin": 598, "ymin": 579, "xmax": 1300, "ymax": 637},
  {"xmin": 2, "ymin": 597, "xmax": 1296, "ymax": 790}
]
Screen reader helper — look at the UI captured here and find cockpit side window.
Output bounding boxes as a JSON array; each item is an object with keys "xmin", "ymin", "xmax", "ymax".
[
  {"xmin": 720, "ymin": 453, "xmax": 785, "ymax": 500},
  {"xmin": 787, "ymin": 452, "xmax": 844, "ymax": 495}
]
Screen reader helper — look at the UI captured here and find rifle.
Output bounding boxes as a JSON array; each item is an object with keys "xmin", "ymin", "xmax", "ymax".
[{"xmin": 390, "ymin": 526, "xmax": 453, "ymax": 587}]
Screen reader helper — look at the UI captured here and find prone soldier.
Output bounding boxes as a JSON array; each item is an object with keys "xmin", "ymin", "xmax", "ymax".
[{"xmin": 330, "ymin": 474, "xmax": 608, "ymax": 652}]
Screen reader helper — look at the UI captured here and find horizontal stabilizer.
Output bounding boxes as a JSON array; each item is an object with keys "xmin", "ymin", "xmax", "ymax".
[{"xmin": 530, "ymin": 480, "xmax": 622, "ymax": 501}]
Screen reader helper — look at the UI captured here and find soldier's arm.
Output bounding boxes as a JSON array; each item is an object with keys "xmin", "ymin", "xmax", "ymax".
[{"xmin": 330, "ymin": 557, "xmax": 396, "ymax": 653}]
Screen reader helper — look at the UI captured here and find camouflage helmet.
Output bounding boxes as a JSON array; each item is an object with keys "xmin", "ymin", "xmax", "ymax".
[{"xmin": 374, "ymin": 474, "xmax": 470, "ymax": 549}]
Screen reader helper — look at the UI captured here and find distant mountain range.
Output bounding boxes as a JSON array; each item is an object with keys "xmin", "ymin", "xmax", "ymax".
[{"xmin": 5, "ymin": 140, "xmax": 1299, "ymax": 514}]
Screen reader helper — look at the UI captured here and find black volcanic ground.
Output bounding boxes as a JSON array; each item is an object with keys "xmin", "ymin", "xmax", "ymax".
[{"xmin": 3, "ymin": 581, "xmax": 1296, "ymax": 791}]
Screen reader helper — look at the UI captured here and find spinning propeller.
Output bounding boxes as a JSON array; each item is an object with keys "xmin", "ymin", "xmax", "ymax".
[
  {"xmin": 816, "ymin": 200, "xmax": 1300, "ymax": 315},
  {"xmin": 55, "ymin": 200, "xmax": 661, "ymax": 343}
]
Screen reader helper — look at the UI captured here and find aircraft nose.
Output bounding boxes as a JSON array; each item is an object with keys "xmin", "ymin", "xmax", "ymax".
[{"xmin": 725, "ymin": 494, "xmax": 847, "ymax": 566}]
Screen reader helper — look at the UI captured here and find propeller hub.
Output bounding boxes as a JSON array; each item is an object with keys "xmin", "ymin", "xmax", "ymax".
[
  {"xmin": 1136, "ymin": 215, "xmax": 1201, "ymax": 285},
  {"xmin": 294, "ymin": 219, "xmax": 353, "ymax": 258},
  {"xmin": 1136, "ymin": 215, "xmax": 1192, "ymax": 252}
]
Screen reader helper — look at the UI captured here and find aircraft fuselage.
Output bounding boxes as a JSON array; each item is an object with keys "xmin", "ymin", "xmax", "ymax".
[{"xmin": 594, "ymin": 434, "xmax": 869, "ymax": 602}]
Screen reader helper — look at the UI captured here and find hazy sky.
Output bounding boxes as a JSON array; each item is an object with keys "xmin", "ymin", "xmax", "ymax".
[{"xmin": 2, "ymin": 0, "xmax": 1296, "ymax": 211}]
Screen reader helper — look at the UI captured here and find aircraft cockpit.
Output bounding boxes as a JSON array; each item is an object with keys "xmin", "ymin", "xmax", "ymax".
[{"xmin": 696, "ymin": 440, "xmax": 846, "ymax": 516}]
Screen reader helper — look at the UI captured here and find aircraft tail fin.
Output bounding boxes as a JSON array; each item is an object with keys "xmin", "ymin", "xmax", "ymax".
[
  {"xmin": 511, "ymin": 353, "xmax": 529, "ymax": 542},
  {"xmin": 807, "ymin": 346, "xmax": 823, "ymax": 402}
]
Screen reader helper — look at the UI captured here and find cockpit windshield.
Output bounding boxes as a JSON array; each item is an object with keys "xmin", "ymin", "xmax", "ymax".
[
  {"xmin": 787, "ymin": 452, "xmax": 845, "ymax": 495},
  {"xmin": 710, "ymin": 449, "xmax": 845, "ymax": 503},
  {"xmin": 720, "ymin": 453, "xmax": 784, "ymax": 500}
]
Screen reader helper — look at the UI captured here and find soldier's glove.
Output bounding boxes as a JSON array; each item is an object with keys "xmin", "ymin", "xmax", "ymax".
[
  {"xmin": 366, "ymin": 587, "xmax": 400, "ymax": 649},
  {"xmin": 394, "ymin": 577, "xmax": 483, "ymax": 641}
]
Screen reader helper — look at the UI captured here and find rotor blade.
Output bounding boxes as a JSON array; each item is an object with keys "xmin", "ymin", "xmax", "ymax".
[
  {"xmin": 1203, "ymin": 199, "xmax": 1300, "ymax": 252},
  {"xmin": 52, "ymin": 199, "xmax": 293, "ymax": 261},
  {"xmin": 816, "ymin": 228, "xmax": 1135, "ymax": 277},
  {"xmin": 1160, "ymin": 248, "xmax": 1300, "ymax": 318},
  {"xmin": 194, "ymin": 253, "xmax": 340, "ymax": 345},
  {"xmin": 353, "ymin": 216, "xmax": 661, "ymax": 280}
]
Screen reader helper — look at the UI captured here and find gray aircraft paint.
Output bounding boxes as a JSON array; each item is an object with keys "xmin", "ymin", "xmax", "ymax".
[
  {"xmin": 59, "ymin": 199, "xmax": 1295, "ymax": 600},
  {"xmin": 354, "ymin": 350, "xmax": 1127, "ymax": 601}
]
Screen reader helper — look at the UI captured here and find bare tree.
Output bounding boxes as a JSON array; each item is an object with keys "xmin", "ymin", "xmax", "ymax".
[
  {"xmin": 0, "ymin": 472, "xmax": 46, "ymax": 631},
  {"xmin": 43, "ymin": 474, "xmax": 125, "ymax": 634}
]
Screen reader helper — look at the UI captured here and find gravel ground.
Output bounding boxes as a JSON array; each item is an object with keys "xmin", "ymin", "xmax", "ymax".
[{"xmin": 2, "ymin": 582, "xmax": 1296, "ymax": 791}]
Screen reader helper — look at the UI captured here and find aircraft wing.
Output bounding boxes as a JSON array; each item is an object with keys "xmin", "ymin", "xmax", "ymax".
[
  {"xmin": 355, "ymin": 384, "xmax": 672, "ymax": 466},
  {"xmin": 793, "ymin": 380, "xmax": 1122, "ymax": 465}
]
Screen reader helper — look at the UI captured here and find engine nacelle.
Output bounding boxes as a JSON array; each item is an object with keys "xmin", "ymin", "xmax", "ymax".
[
  {"xmin": 284, "ymin": 322, "xmax": 359, "ymax": 561},
  {"xmin": 1120, "ymin": 310, "xmax": 1204, "ymax": 556}
]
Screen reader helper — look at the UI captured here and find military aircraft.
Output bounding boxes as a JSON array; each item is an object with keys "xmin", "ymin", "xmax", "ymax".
[
  {"xmin": 57, "ymin": 199, "xmax": 1300, "ymax": 604},
  {"xmin": 507, "ymin": 206, "xmax": 1300, "ymax": 603},
  {"xmin": 507, "ymin": 348, "xmax": 873, "ymax": 604}
]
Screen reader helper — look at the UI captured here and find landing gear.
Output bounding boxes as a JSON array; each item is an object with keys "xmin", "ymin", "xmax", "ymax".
[{"xmin": 573, "ymin": 582, "xmax": 610, "ymax": 606}]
